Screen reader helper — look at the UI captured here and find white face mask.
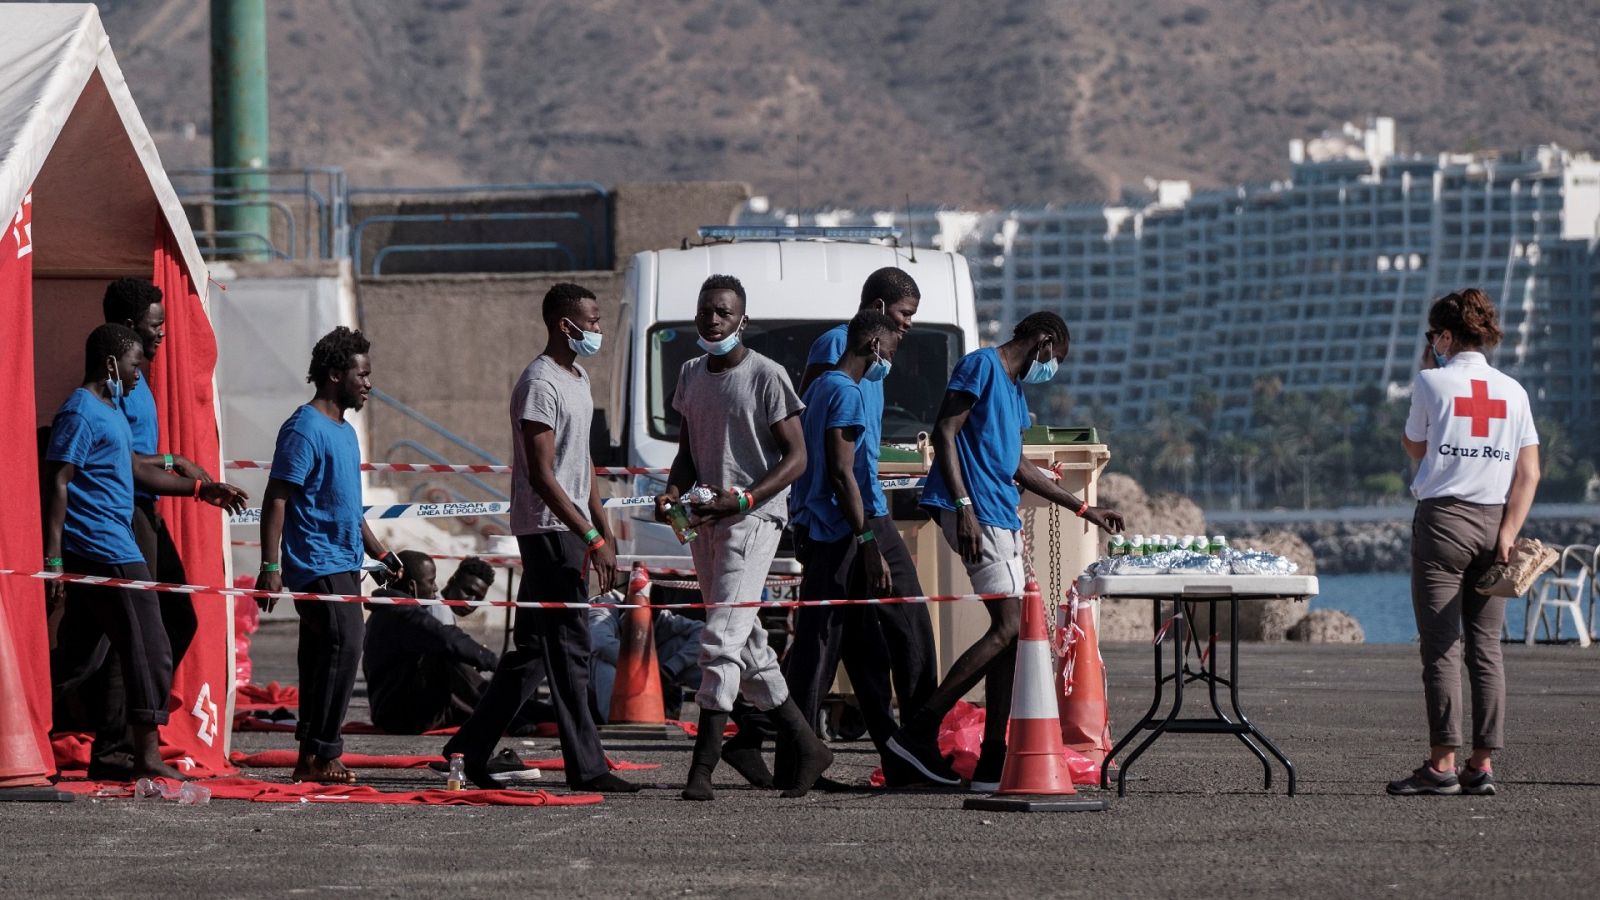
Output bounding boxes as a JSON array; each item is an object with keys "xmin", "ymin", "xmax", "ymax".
[{"xmin": 564, "ymin": 319, "xmax": 603, "ymax": 357}]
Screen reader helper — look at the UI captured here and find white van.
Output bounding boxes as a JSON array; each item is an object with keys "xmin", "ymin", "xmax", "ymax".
[{"xmin": 605, "ymin": 227, "xmax": 980, "ymax": 557}]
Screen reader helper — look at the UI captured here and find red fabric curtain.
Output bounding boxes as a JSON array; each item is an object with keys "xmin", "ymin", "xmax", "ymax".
[
  {"xmin": 0, "ymin": 190, "xmax": 53, "ymax": 784},
  {"xmin": 149, "ymin": 228, "xmax": 232, "ymax": 773}
]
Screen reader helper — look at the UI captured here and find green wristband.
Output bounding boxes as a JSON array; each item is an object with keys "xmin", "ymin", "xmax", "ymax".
[
  {"xmin": 44, "ymin": 556, "xmax": 63, "ymax": 569},
  {"xmin": 259, "ymin": 562, "xmax": 281, "ymax": 573},
  {"xmin": 162, "ymin": 453, "xmax": 174, "ymax": 472},
  {"xmin": 581, "ymin": 528, "xmax": 602, "ymax": 546},
  {"xmin": 855, "ymin": 530, "xmax": 876, "ymax": 546}
]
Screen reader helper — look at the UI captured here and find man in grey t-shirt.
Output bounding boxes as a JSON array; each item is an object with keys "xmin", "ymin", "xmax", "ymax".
[
  {"xmin": 443, "ymin": 283, "xmax": 638, "ymax": 794},
  {"xmin": 655, "ymin": 274, "xmax": 834, "ymax": 801}
]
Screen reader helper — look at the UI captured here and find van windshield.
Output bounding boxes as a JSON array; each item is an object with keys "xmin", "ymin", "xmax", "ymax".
[{"xmin": 646, "ymin": 320, "xmax": 964, "ymax": 444}]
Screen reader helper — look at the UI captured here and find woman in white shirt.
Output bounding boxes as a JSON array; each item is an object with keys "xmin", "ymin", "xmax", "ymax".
[{"xmin": 1388, "ymin": 288, "xmax": 1540, "ymax": 797}]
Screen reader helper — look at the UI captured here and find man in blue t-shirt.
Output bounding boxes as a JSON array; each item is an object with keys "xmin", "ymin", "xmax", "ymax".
[
  {"xmin": 256, "ymin": 327, "xmax": 403, "ymax": 785},
  {"xmin": 43, "ymin": 324, "xmax": 248, "ymax": 781},
  {"xmin": 782, "ymin": 308, "xmax": 927, "ymax": 789},
  {"xmin": 51, "ymin": 279, "xmax": 245, "ymax": 779},
  {"xmin": 778, "ymin": 267, "xmax": 938, "ymax": 788},
  {"xmin": 887, "ymin": 312, "xmax": 1124, "ymax": 791}
]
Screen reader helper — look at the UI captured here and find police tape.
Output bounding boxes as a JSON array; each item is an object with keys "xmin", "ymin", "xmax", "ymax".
[
  {"xmin": 0, "ymin": 568, "xmax": 1017, "ymax": 611},
  {"xmin": 223, "ymin": 460, "xmax": 942, "ymax": 481},
  {"xmin": 228, "ymin": 480, "xmax": 934, "ymax": 524}
]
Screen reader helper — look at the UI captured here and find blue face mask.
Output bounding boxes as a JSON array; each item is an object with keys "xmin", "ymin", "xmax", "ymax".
[
  {"xmin": 864, "ymin": 353, "xmax": 892, "ymax": 382},
  {"xmin": 1023, "ymin": 342, "xmax": 1059, "ymax": 385},
  {"xmin": 105, "ymin": 360, "xmax": 124, "ymax": 401},
  {"xmin": 1431, "ymin": 337, "xmax": 1450, "ymax": 369},
  {"xmin": 696, "ymin": 324, "xmax": 743, "ymax": 356},
  {"xmin": 564, "ymin": 319, "xmax": 603, "ymax": 357}
]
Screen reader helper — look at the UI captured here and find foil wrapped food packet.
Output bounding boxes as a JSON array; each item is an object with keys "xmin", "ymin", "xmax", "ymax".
[{"xmin": 1228, "ymin": 550, "xmax": 1299, "ymax": 575}]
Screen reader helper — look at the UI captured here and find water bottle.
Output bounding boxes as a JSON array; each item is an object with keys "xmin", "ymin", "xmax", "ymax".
[
  {"xmin": 176, "ymin": 782, "xmax": 211, "ymax": 806},
  {"xmin": 1107, "ymin": 535, "xmax": 1127, "ymax": 558},
  {"xmin": 446, "ymin": 752, "xmax": 466, "ymax": 791},
  {"xmin": 1180, "ymin": 534, "xmax": 1195, "ymax": 554},
  {"xmin": 665, "ymin": 500, "xmax": 698, "ymax": 544},
  {"xmin": 133, "ymin": 777, "xmax": 160, "ymax": 800},
  {"xmin": 1210, "ymin": 535, "xmax": 1229, "ymax": 556},
  {"xmin": 1129, "ymin": 534, "xmax": 1145, "ymax": 557}
]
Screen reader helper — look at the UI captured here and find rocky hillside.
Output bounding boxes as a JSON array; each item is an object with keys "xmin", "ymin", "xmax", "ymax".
[{"xmin": 94, "ymin": 0, "xmax": 1600, "ymax": 205}]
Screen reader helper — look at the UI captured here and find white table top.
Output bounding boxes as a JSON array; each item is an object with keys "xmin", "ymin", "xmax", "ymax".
[{"xmin": 1082, "ymin": 574, "xmax": 1320, "ymax": 599}]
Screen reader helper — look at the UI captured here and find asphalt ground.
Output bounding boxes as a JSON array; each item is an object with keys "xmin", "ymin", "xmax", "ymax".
[{"xmin": 4, "ymin": 622, "xmax": 1599, "ymax": 898}]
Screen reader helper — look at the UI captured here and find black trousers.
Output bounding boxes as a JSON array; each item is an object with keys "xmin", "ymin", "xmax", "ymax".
[
  {"xmin": 444, "ymin": 532, "xmax": 609, "ymax": 786},
  {"xmin": 294, "ymin": 571, "xmax": 364, "ymax": 760},
  {"xmin": 785, "ymin": 517, "xmax": 937, "ymax": 753},
  {"xmin": 370, "ymin": 656, "xmax": 488, "ymax": 735},
  {"xmin": 51, "ymin": 504, "xmax": 193, "ymax": 769},
  {"xmin": 52, "ymin": 555, "xmax": 172, "ymax": 731}
]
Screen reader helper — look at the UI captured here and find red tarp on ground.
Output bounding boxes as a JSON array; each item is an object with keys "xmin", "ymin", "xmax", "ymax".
[
  {"xmin": 228, "ymin": 750, "xmax": 659, "ymax": 772},
  {"xmin": 0, "ymin": 189, "xmax": 52, "ymax": 786},
  {"xmin": 56, "ymin": 776, "xmax": 603, "ymax": 807}
]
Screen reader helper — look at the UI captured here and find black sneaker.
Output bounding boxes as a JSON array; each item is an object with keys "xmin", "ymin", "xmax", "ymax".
[
  {"xmin": 1458, "ymin": 766, "xmax": 1497, "ymax": 796},
  {"xmin": 968, "ymin": 749, "xmax": 1005, "ymax": 793},
  {"xmin": 1386, "ymin": 764, "xmax": 1461, "ymax": 796},
  {"xmin": 886, "ymin": 731, "xmax": 960, "ymax": 786},
  {"xmin": 431, "ymin": 748, "xmax": 541, "ymax": 785}
]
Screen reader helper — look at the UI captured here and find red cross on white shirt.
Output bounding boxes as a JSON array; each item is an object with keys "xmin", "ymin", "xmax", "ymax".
[{"xmin": 1452, "ymin": 379, "xmax": 1506, "ymax": 438}]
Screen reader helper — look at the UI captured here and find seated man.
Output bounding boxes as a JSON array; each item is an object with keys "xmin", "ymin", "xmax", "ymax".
[
  {"xmin": 587, "ymin": 604, "xmax": 704, "ymax": 722},
  {"xmin": 363, "ymin": 553, "xmax": 500, "ymax": 735}
]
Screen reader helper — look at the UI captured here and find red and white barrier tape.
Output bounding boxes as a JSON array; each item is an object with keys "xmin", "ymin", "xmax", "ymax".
[
  {"xmin": 223, "ymin": 460, "xmax": 952, "ymax": 481},
  {"xmin": 0, "ymin": 568, "xmax": 1015, "ymax": 611}
]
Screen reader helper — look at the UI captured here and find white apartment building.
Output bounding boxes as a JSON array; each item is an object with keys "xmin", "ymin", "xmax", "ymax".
[{"xmin": 740, "ymin": 119, "xmax": 1600, "ymax": 436}]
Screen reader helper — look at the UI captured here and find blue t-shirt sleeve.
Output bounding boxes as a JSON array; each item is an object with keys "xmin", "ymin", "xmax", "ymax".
[
  {"xmin": 807, "ymin": 328, "xmax": 846, "ymax": 367},
  {"xmin": 271, "ymin": 419, "xmax": 316, "ymax": 487},
  {"xmin": 824, "ymin": 381, "xmax": 866, "ymax": 438},
  {"xmin": 46, "ymin": 411, "xmax": 97, "ymax": 467},
  {"xmin": 945, "ymin": 351, "xmax": 991, "ymax": 399}
]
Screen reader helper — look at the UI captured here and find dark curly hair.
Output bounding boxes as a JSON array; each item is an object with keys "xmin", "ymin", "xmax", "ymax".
[
  {"xmin": 455, "ymin": 557, "xmax": 496, "ymax": 586},
  {"xmin": 1013, "ymin": 311, "xmax": 1070, "ymax": 349},
  {"xmin": 102, "ymin": 278, "xmax": 163, "ymax": 326},
  {"xmin": 860, "ymin": 267, "xmax": 920, "ymax": 307},
  {"xmin": 542, "ymin": 282, "xmax": 597, "ymax": 326},
  {"xmin": 1429, "ymin": 288, "xmax": 1504, "ymax": 350},
  {"xmin": 307, "ymin": 326, "xmax": 371, "ymax": 386},
  {"xmin": 84, "ymin": 323, "xmax": 142, "ymax": 377},
  {"xmin": 700, "ymin": 274, "xmax": 746, "ymax": 306},
  {"xmin": 847, "ymin": 310, "xmax": 897, "ymax": 351}
]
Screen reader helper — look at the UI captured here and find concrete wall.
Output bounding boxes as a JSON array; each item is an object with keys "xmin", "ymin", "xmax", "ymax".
[{"xmin": 353, "ymin": 181, "xmax": 750, "ymax": 490}]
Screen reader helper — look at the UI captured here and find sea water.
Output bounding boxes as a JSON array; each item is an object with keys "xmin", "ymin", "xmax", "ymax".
[{"xmin": 1313, "ymin": 572, "xmax": 1587, "ymax": 644}]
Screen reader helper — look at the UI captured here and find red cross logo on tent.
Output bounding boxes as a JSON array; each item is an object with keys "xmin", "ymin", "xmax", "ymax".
[
  {"xmin": 1453, "ymin": 379, "xmax": 1506, "ymax": 438},
  {"xmin": 10, "ymin": 190, "xmax": 30, "ymax": 259}
]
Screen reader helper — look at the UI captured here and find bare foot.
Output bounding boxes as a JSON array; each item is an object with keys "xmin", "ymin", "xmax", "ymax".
[
  {"xmin": 131, "ymin": 760, "xmax": 190, "ymax": 782},
  {"xmin": 292, "ymin": 756, "xmax": 358, "ymax": 784}
]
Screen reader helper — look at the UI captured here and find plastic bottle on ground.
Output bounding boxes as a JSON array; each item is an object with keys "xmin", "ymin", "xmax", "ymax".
[{"xmin": 446, "ymin": 753, "xmax": 466, "ymax": 791}]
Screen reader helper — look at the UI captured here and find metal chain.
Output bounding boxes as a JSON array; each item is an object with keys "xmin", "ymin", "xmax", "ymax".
[{"xmin": 1047, "ymin": 506, "xmax": 1062, "ymax": 644}]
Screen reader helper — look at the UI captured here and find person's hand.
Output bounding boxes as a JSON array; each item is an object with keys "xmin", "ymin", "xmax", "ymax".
[
  {"xmin": 688, "ymin": 487, "xmax": 742, "ymax": 526},
  {"xmin": 860, "ymin": 541, "xmax": 892, "ymax": 596},
  {"xmin": 370, "ymin": 550, "xmax": 403, "ymax": 588},
  {"xmin": 175, "ymin": 455, "xmax": 215, "ymax": 484},
  {"xmin": 590, "ymin": 538, "xmax": 618, "ymax": 593},
  {"xmin": 45, "ymin": 578, "xmax": 65, "ymax": 605},
  {"xmin": 653, "ymin": 487, "xmax": 682, "ymax": 524},
  {"xmin": 956, "ymin": 505, "xmax": 983, "ymax": 566},
  {"xmin": 198, "ymin": 481, "xmax": 249, "ymax": 514},
  {"xmin": 1496, "ymin": 529, "xmax": 1518, "ymax": 565},
  {"xmin": 1084, "ymin": 507, "xmax": 1125, "ymax": 534},
  {"xmin": 256, "ymin": 569, "xmax": 283, "ymax": 613}
]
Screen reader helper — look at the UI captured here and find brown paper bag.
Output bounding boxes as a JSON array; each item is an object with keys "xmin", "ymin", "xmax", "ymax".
[{"xmin": 1475, "ymin": 537, "xmax": 1561, "ymax": 598}]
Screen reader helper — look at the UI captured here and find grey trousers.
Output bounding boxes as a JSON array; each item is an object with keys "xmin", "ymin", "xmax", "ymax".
[
  {"xmin": 1410, "ymin": 497, "xmax": 1507, "ymax": 751},
  {"xmin": 690, "ymin": 514, "xmax": 789, "ymax": 713}
]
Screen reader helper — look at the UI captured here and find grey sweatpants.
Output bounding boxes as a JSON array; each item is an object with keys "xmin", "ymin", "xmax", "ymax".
[
  {"xmin": 1410, "ymin": 497, "xmax": 1507, "ymax": 751},
  {"xmin": 690, "ymin": 514, "xmax": 789, "ymax": 713}
]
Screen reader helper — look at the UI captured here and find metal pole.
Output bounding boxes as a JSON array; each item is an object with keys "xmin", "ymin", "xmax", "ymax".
[{"xmin": 210, "ymin": 0, "xmax": 271, "ymax": 260}]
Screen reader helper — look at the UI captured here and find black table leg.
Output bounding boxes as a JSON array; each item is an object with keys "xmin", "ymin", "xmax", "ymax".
[
  {"xmin": 1112, "ymin": 598, "xmax": 1188, "ymax": 797},
  {"xmin": 1205, "ymin": 599, "xmax": 1273, "ymax": 786},
  {"xmin": 1224, "ymin": 597, "xmax": 1297, "ymax": 796}
]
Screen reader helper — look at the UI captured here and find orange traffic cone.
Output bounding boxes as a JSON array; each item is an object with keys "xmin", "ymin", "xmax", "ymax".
[
  {"xmin": 0, "ymin": 583, "xmax": 70, "ymax": 802},
  {"xmin": 964, "ymin": 580, "xmax": 1107, "ymax": 813},
  {"xmin": 1057, "ymin": 588, "xmax": 1112, "ymax": 768},
  {"xmin": 604, "ymin": 563, "xmax": 672, "ymax": 738}
]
